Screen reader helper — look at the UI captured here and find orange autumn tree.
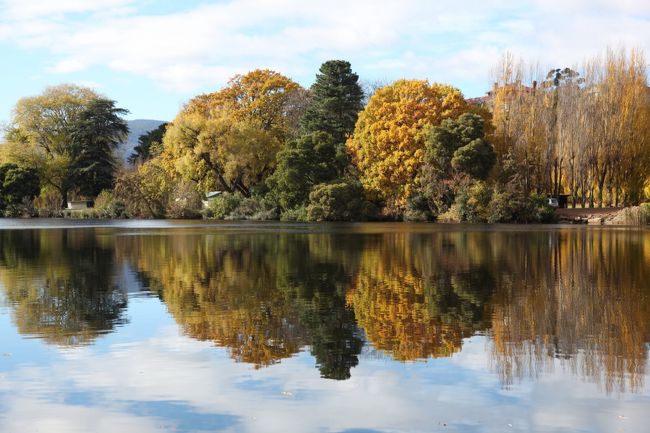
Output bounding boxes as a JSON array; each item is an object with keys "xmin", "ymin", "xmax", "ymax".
[{"xmin": 347, "ymin": 80, "xmax": 468, "ymax": 212}]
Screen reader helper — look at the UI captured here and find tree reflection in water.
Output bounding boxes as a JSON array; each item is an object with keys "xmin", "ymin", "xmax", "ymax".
[
  {"xmin": 1, "ymin": 225, "xmax": 648, "ymax": 392},
  {"xmin": 0, "ymin": 229, "xmax": 127, "ymax": 346}
]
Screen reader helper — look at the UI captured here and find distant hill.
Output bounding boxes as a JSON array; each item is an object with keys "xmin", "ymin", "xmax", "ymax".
[{"xmin": 117, "ymin": 119, "xmax": 166, "ymax": 163}]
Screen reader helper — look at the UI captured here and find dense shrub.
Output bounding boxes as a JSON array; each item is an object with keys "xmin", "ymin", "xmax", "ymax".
[
  {"xmin": 438, "ymin": 182, "xmax": 556, "ymax": 224},
  {"xmin": 280, "ymin": 206, "xmax": 308, "ymax": 222},
  {"xmin": 227, "ymin": 196, "xmax": 278, "ymax": 220},
  {"xmin": 524, "ymin": 193, "xmax": 557, "ymax": 223},
  {"xmin": 403, "ymin": 194, "xmax": 433, "ymax": 222},
  {"xmin": 306, "ymin": 180, "xmax": 367, "ymax": 221},
  {"xmin": 205, "ymin": 192, "xmax": 243, "ymax": 219},
  {"xmin": 205, "ymin": 192, "xmax": 279, "ymax": 220},
  {"xmin": 440, "ymin": 181, "xmax": 491, "ymax": 223}
]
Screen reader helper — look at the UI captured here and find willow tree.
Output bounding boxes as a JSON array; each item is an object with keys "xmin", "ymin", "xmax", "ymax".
[
  {"xmin": 3, "ymin": 84, "xmax": 100, "ymax": 206},
  {"xmin": 162, "ymin": 69, "xmax": 305, "ymax": 196},
  {"xmin": 347, "ymin": 80, "xmax": 468, "ymax": 212}
]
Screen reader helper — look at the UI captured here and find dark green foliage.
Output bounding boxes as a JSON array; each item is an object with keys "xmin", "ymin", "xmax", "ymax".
[
  {"xmin": 69, "ymin": 99, "xmax": 129, "ymax": 197},
  {"xmin": 453, "ymin": 181, "xmax": 492, "ymax": 223},
  {"xmin": 451, "ymin": 181, "xmax": 556, "ymax": 224},
  {"xmin": 525, "ymin": 193, "xmax": 557, "ymax": 223},
  {"xmin": 451, "ymin": 139, "xmax": 497, "ymax": 180},
  {"xmin": 404, "ymin": 194, "xmax": 433, "ymax": 222},
  {"xmin": 0, "ymin": 163, "xmax": 40, "ymax": 215},
  {"xmin": 268, "ymin": 132, "xmax": 341, "ymax": 210},
  {"xmin": 419, "ymin": 113, "xmax": 497, "ymax": 219},
  {"xmin": 280, "ymin": 206, "xmax": 308, "ymax": 222},
  {"xmin": 306, "ymin": 180, "xmax": 367, "ymax": 221},
  {"xmin": 128, "ymin": 123, "xmax": 167, "ymax": 165},
  {"xmin": 205, "ymin": 192, "xmax": 243, "ymax": 219},
  {"xmin": 300, "ymin": 60, "xmax": 364, "ymax": 146},
  {"xmin": 424, "ymin": 112, "xmax": 495, "ymax": 180},
  {"xmin": 205, "ymin": 192, "xmax": 278, "ymax": 220},
  {"xmin": 3, "ymin": 166, "xmax": 40, "ymax": 204}
]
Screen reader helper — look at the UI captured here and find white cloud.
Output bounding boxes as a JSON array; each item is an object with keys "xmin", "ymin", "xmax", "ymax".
[
  {"xmin": 2, "ymin": 334, "xmax": 649, "ymax": 433},
  {"xmin": 0, "ymin": 0, "xmax": 136, "ymax": 19},
  {"xmin": 0, "ymin": 0, "xmax": 648, "ymax": 95}
]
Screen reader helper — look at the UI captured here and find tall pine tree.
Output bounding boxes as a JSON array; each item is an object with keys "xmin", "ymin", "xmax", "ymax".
[
  {"xmin": 300, "ymin": 60, "xmax": 364, "ymax": 146},
  {"xmin": 69, "ymin": 99, "xmax": 129, "ymax": 197}
]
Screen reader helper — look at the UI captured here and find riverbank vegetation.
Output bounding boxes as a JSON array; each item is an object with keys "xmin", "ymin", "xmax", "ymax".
[{"xmin": 1, "ymin": 48, "xmax": 649, "ymax": 221}]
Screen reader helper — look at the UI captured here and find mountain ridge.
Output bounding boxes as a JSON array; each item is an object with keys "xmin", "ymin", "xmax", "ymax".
[{"xmin": 117, "ymin": 119, "xmax": 166, "ymax": 162}]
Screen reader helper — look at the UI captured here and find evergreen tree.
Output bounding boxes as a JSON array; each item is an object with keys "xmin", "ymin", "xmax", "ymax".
[
  {"xmin": 300, "ymin": 60, "xmax": 364, "ymax": 147},
  {"xmin": 424, "ymin": 112, "xmax": 495, "ymax": 180},
  {"xmin": 268, "ymin": 132, "xmax": 340, "ymax": 210},
  {"xmin": 128, "ymin": 123, "xmax": 167, "ymax": 165},
  {"xmin": 0, "ymin": 163, "xmax": 40, "ymax": 211},
  {"xmin": 69, "ymin": 99, "xmax": 129, "ymax": 197}
]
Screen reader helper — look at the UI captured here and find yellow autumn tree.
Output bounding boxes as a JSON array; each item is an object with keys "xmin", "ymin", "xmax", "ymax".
[
  {"xmin": 491, "ymin": 48, "xmax": 650, "ymax": 206},
  {"xmin": 162, "ymin": 69, "xmax": 306, "ymax": 196},
  {"xmin": 347, "ymin": 80, "xmax": 468, "ymax": 212}
]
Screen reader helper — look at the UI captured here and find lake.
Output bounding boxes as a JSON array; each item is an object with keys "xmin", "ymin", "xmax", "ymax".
[{"xmin": 0, "ymin": 221, "xmax": 649, "ymax": 433}]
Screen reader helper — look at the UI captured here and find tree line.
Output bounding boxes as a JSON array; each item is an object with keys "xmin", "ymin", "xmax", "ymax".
[{"xmin": 1, "ymin": 48, "xmax": 648, "ymax": 221}]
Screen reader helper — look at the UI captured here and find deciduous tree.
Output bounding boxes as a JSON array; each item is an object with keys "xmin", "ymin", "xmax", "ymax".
[{"xmin": 347, "ymin": 80, "xmax": 468, "ymax": 212}]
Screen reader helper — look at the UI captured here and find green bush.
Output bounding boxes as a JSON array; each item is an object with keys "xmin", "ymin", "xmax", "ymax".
[
  {"xmin": 448, "ymin": 181, "xmax": 492, "ymax": 223},
  {"xmin": 3, "ymin": 197, "xmax": 37, "ymax": 218},
  {"xmin": 205, "ymin": 192, "xmax": 279, "ymax": 220},
  {"xmin": 306, "ymin": 180, "xmax": 366, "ymax": 221},
  {"xmin": 486, "ymin": 188, "xmax": 519, "ymax": 223},
  {"xmin": 524, "ymin": 193, "xmax": 557, "ymax": 223},
  {"xmin": 205, "ymin": 192, "xmax": 244, "ymax": 219},
  {"xmin": 280, "ymin": 206, "xmax": 308, "ymax": 222},
  {"xmin": 228, "ymin": 196, "xmax": 278, "ymax": 220}
]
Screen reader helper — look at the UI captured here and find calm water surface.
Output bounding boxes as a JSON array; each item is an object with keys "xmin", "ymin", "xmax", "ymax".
[{"xmin": 0, "ymin": 221, "xmax": 649, "ymax": 433}]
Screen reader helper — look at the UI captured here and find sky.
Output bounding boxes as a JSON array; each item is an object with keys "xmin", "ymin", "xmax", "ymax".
[{"xmin": 1, "ymin": 0, "xmax": 649, "ymax": 124}]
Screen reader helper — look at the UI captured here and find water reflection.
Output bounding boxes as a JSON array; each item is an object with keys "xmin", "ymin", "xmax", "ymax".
[
  {"xmin": 0, "ymin": 229, "xmax": 127, "ymax": 346},
  {"xmin": 1, "ymin": 225, "xmax": 649, "ymax": 394},
  {"xmin": 489, "ymin": 229, "xmax": 650, "ymax": 393}
]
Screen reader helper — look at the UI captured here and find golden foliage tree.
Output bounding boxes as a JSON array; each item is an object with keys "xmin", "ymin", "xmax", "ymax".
[
  {"xmin": 347, "ymin": 80, "xmax": 468, "ymax": 211},
  {"xmin": 161, "ymin": 70, "xmax": 306, "ymax": 196},
  {"xmin": 491, "ymin": 48, "xmax": 650, "ymax": 206},
  {"xmin": 3, "ymin": 84, "xmax": 100, "ymax": 205}
]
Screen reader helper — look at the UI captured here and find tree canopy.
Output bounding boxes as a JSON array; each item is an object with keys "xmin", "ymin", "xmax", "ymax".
[
  {"xmin": 347, "ymin": 80, "xmax": 468, "ymax": 212},
  {"xmin": 3, "ymin": 84, "xmax": 128, "ymax": 206},
  {"xmin": 69, "ymin": 99, "xmax": 129, "ymax": 197},
  {"xmin": 162, "ymin": 70, "xmax": 305, "ymax": 197},
  {"xmin": 300, "ymin": 60, "xmax": 364, "ymax": 145}
]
